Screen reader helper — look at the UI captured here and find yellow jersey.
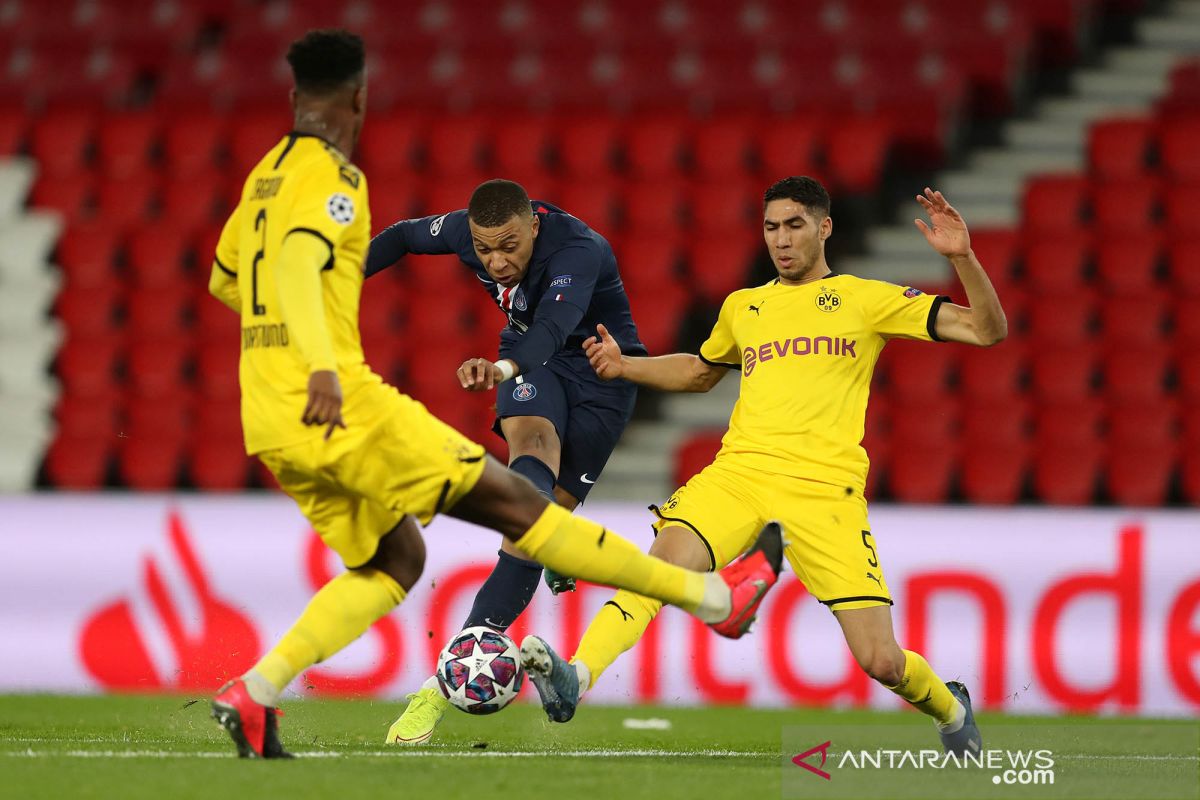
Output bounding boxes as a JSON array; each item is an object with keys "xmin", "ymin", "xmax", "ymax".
[
  {"xmin": 699, "ymin": 274, "xmax": 945, "ymax": 493},
  {"xmin": 213, "ymin": 132, "xmax": 381, "ymax": 454}
]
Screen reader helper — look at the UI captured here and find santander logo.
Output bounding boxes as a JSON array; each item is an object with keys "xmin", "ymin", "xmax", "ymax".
[{"xmin": 78, "ymin": 511, "xmax": 261, "ymax": 690}]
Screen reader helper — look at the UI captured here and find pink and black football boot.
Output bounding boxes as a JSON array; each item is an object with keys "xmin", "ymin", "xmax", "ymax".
[
  {"xmin": 211, "ymin": 679, "xmax": 293, "ymax": 759},
  {"xmin": 708, "ymin": 521, "xmax": 784, "ymax": 639}
]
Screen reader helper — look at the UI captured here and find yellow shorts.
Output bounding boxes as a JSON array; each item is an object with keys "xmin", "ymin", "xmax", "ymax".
[
  {"xmin": 258, "ymin": 385, "xmax": 487, "ymax": 568},
  {"xmin": 651, "ymin": 458, "xmax": 891, "ymax": 611}
]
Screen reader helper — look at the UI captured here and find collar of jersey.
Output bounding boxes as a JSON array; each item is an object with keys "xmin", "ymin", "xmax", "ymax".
[{"xmin": 286, "ymin": 130, "xmax": 344, "ymax": 157}]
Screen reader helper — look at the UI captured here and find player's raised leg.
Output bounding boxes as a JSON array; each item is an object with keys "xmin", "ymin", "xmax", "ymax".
[
  {"xmin": 521, "ymin": 524, "xmax": 713, "ymax": 721},
  {"xmin": 386, "ymin": 415, "xmax": 572, "ymax": 745},
  {"xmin": 835, "ymin": 606, "xmax": 981, "ymax": 756},
  {"xmin": 453, "ymin": 458, "xmax": 783, "ymax": 634},
  {"xmin": 215, "ymin": 516, "xmax": 424, "ymax": 758}
]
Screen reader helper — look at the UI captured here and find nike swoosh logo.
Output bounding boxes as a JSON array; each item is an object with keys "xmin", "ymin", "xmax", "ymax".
[{"xmin": 580, "ymin": 474, "xmax": 596, "ymax": 484}]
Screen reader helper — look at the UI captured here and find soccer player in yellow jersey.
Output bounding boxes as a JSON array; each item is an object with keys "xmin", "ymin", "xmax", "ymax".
[
  {"xmin": 203, "ymin": 29, "xmax": 785, "ymax": 759},
  {"xmin": 521, "ymin": 176, "xmax": 1007, "ymax": 757}
]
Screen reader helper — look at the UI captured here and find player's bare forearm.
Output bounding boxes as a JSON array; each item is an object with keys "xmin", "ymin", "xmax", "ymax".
[
  {"xmin": 619, "ymin": 353, "xmax": 726, "ymax": 393},
  {"xmin": 937, "ymin": 250, "xmax": 1008, "ymax": 347}
]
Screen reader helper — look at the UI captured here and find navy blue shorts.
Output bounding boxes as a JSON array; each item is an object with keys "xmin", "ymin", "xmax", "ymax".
[{"xmin": 493, "ymin": 351, "xmax": 637, "ymax": 503}]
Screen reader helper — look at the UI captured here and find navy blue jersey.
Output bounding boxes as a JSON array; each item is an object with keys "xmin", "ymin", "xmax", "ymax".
[{"xmin": 366, "ymin": 201, "xmax": 646, "ymax": 373}]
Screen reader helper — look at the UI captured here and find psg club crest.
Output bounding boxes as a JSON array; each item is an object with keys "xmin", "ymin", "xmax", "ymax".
[
  {"xmin": 513, "ymin": 289, "xmax": 528, "ymax": 311},
  {"xmin": 513, "ymin": 382, "xmax": 537, "ymax": 401}
]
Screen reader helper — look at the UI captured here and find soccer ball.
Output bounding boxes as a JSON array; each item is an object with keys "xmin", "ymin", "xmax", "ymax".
[{"xmin": 435, "ymin": 626, "xmax": 524, "ymax": 714}]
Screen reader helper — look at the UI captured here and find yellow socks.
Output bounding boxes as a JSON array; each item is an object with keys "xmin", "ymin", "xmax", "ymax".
[
  {"xmin": 573, "ymin": 590, "xmax": 663, "ymax": 689},
  {"xmin": 246, "ymin": 568, "xmax": 406, "ymax": 703},
  {"xmin": 514, "ymin": 504, "xmax": 712, "ymax": 616},
  {"xmin": 885, "ymin": 650, "xmax": 961, "ymax": 728}
]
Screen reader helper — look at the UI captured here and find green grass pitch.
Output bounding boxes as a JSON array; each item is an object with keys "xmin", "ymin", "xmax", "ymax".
[{"xmin": 0, "ymin": 695, "xmax": 1195, "ymax": 800}]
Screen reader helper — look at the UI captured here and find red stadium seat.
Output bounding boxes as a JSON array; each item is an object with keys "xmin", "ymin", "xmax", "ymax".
[
  {"xmin": 1030, "ymin": 343, "xmax": 1099, "ymax": 402},
  {"xmin": 1104, "ymin": 439, "xmax": 1177, "ymax": 507},
  {"xmin": 117, "ymin": 437, "xmax": 184, "ymax": 491},
  {"xmin": 880, "ymin": 340, "xmax": 957, "ymax": 402},
  {"xmin": 125, "ymin": 337, "xmax": 194, "ymax": 398},
  {"xmin": 1026, "ymin": 290, "xmax": 1095, "ymax": 346},
  {"xmin": 30, "ymin": 172, "xmax": 96, "ymax": 224},
  {"xmin": 126, "ymin": 228, "xmax": 193, "ymax": 288},
  {"xmin": 126, "ymin": 286, "xmax": 193, "ymax": 337},
  {"xmin": 55, "ymin": 285, "xmax": 120, "ymax": 338},
  {"xmin": 556, "ymin": 114, "xmax": 623, "ymax": 178},
  {"xmin": 194, "ymin": 340, "xmax": 241, "ymax": 401},
  {"xmin": 825, "ymin": 114, "xmax": 892, "ymax": 195},
  {"xmin": 43, "ymin": 435, "xmax": 111, "ymax": 489},
  {"xmin": 967, "ymin": 229, "xmax": 1020, "ymax": 285},
  {"xmin": 55, "ymin": 334, "xmax": 122, "ymax": 399},
  {"xmin": 95, "ymin": 171, "xmax": 160, "ymax": 231},
  {"xmin": 426, "ymin": 114, "xmax": 490, "ymax": 177},
  {"xmin": 1098, "ymin": 290, "xmax": 1168, "ymax": 346},
  {"xmin": 1101, "ymin": 343, "xmax": 1171, "ymax": 403},
  {"xmin": 1182, "ymin": 449, "xmax": 1200, "ymax": 505},
  {"xmin": 1163, "ymin": 183, "xmax": 1200, "ymax": 236},
  {"xmin": 958, "ymin": 340, "xmax": 1027, "ymax": 399},
  {"xmin": 227, "ymin": 112, "xmax": 291, "ymax": 177},
  {"xmin": 688, "ymin": 178, "xmax": 759, "ymax": 231},
  {"xmin": 1106, "ymin": 396, "xmax": 1177, "ymax": 447},
  {"xmin": 1023, "ymin": 230, "xmax": 1091, "ymax": 293},
  {"xmin": 684, "ymin": 233, "xmax": 760, "ymax": 304},
  {"xmin": 1033, "ymin": 441, "xmax": 1101, "ymax": 505},
  {"xmin": 1177, "ymin": 351, "xmax": 1200, "ymax": 402},
  {"xmin": 97, "ymin": 112, "xmax": 162, "ymax": 178},
  {"xmin": 189, "ymin": 436, "xmax": 252, "ymax": 491},
  {"xmin": 622, "ymin": 178, "xmax": 687, "ymax": 233},
  {"xmin": 491, "ymin": 115, "xmax": 557, "ymax": 178},
  {"xmin": 124, "ymin": 394, "xmax": 194, "ymax": 440},
  {"xmin": 960, "ymin": 439, "xmax": 1029, "ymax": 505},
  {"xmin": 356, "ymin": 113, "xmax": 425, "ymax": 176},
  {"xmin": 614, "ymin": 233, "xmax": 683, "ymax": 292},
  {"xmin": 1172, "ymin": 296, "xmax": 1200, "ymax": 345},
  {"xmin": 961, "ymin": 396, "xmax": 1031, "ymax": 447},
  {"xmin": 1093, "ymin": 230, "xmax": 1162, "ymax": 293},
  {"xmin": 757, "ymin": 116, "xmax": 825, "ymax": 179},
  {"xmin": 887, "ymin": 438, "xmax": 958, "ymax": 503},
  {"xmin": 1090, "ymin": 176, "xmax": 1159, "ymax": 231},
  {"xmin": 629, "ymin": 287, "xmax": 687, "ymax": 353},
  {"xmin": 162, "ymin": 171, "xmax": 234, "ymax": 231},
  {"xmin": 673, "ymin": 430, "xmax": 724, "ymax": 488},
  {"xmin": 1167, "ymin": 240, "xmax": 1200, "ymax": 296},
  {"xmin": 1159, "ymin": 117, "xmax": 1200, "ymax": 182},
  {"xmin": 1035, "ymin": 398, "xmax": 1103, "ymax": 447},
  {"xmin": 163, "ymin": 112, "xmax": 229, "ymax": 177},
  {"xmin": 691, "ymin": 117, "xmax": 757, "ymax": 179},
  {"xmin": 0, "ymin": 104, "xmax": 27, "ymax": 155},
  {"xmin": 1087, "ymin": 117, "xmax": 1154, "ymax": 180},
  {"xmin": 1022, "ymin": 174, "xmax": 1088, "ymax": 233},
  {"xmin": 891, "ymin": 393, "xmax": 960, "ymax": 443},
  {"xmin": 53, "ymin": 395, "xmax": 121, "ymax": 442},
  {"xmin": 30, "ymin": 109, "xmax": 97, "ymax": 176},
  {"xmin": 625, "ymin": 115, "xmax": 691, "ymax": 178},
  {"xmin": 56, "ymin": 222, "xmax": 120, "ymax": 290},
  {"xmin": 554, "ymin": 180, "xmax": 621, "ymax": 235}
]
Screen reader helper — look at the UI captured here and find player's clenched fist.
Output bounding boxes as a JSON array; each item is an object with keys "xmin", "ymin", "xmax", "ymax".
[
  {"xmin": 303, "ymin": 370, "xmax": 346, "ymax": 439},
  {"xmin": 583, "ymin": 323, "xmax": 623, "ymax": 381},
  {"xmin": 457, "ymin": 357, "xmax": 502, "ymax": 391}
]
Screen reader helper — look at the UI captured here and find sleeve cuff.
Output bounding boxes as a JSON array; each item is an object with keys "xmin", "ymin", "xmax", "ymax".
[
  {"xmin": 699, "ymin": 353, "xmax": 741, "ymax": 370},
  {"xmin": 214, "ymin": 256, "xmax": 236, "ymax": 277},
  {"xmin": 926, "ymin": 295, "xmax": 949, "ymax": 342}
]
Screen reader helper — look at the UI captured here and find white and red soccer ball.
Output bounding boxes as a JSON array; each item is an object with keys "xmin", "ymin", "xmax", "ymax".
[{"xmin": 436, "ymin": 626, "xmax": 524, "ymax": 714}]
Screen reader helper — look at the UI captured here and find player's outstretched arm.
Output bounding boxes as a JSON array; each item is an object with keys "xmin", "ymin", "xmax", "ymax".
[
  {"xmin": 365, "ymin": 213, "xmax": 461, "ymax": 277},
  {"xmin": 584, "ymin": 324, "xmax": 726, "ymax": 393},
  {"xmin": 913, "ymin": 188, "xmax": 1008, "ymax": 347}
]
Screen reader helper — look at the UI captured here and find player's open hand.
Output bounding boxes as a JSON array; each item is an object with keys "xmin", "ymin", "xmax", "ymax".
[
  {"xmin": 304, "ymin": 370, "xmax": 346, "ymax": 439},
  {"xmin": 583, "ymin": 323, "xmax": 623, "ymax": 381},
  {"xmin": 914, "ymin": 187, "xmax": 971, "ymax": 259},
  {"xmin": 457, "ymin": 357, "xmax": 502, "ymax": 391}
]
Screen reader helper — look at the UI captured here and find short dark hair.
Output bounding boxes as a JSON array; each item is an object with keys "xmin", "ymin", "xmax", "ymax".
[
  {"xmin": 763, "ymin": 176, "xmax": 831, "ymax": 217},
  {"xmin": 286, "ymin": 29, "xmax": 365, "ymax": 95},
  {"xmin": 468, "ymin": 179, "xmax": 533, "ymax": 227}
]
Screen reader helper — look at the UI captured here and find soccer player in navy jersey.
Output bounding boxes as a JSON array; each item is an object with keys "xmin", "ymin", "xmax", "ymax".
[{"xmin": 366, "ymin": 178, "xmax": 647, "ymax": 744}]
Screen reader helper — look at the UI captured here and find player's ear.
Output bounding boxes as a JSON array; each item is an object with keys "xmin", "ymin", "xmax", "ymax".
[
  {"xmin": 288, "ymin": 87, "xmax": 297, "ymax": 114},
  {"xmin": 352, "ymin": 83, "xmax": 366, "ymax": 115},
  {"xmin": 819, "ymin": 215, "xmax": 832, "ymax": 241},
  {"xmin": 530, "ymin": 213, "xmax": 540, "ymax": 239}
]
